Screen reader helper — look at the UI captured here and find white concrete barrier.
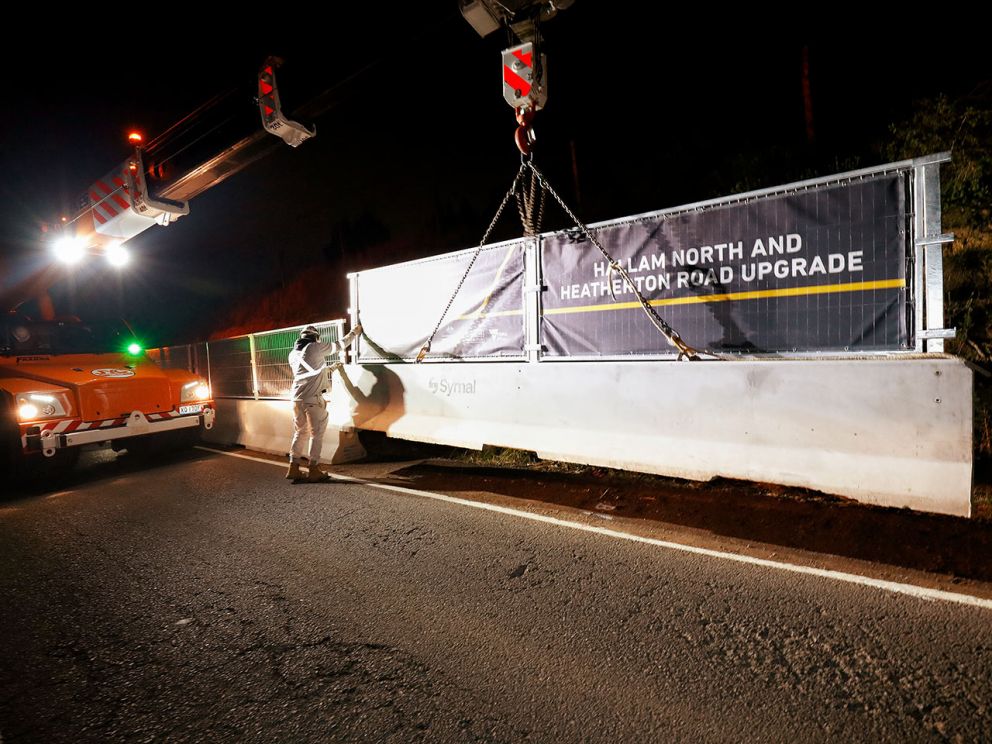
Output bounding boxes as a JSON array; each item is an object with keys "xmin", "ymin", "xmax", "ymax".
[
  {"xmin": 328, "ymin": 357, "xmax": 973, "ymax": 517},
  {"xmin": 204, "ymin": 398, "xmax": 366, "ymax": 464}
]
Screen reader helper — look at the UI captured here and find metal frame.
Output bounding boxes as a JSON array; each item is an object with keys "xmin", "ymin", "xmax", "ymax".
[
  {"xmin": 534, "ymin": 153, "xmax": 954, "ymax": 362},
  {"xmin": 204, "ymin": 343, "xmax": 212, "ymax": 390},
  {"xmin": 348, "ymin": 271, "xmax": 360, "ymax": 362},
  {"xmin": 151, "ymin": 319, "xmax": 347, "ymax": 400},
  {"xmin": 347, "ymin": 155, "xmax": 955, "ymax": 365},
  {"xmin": 523, "ymin": 238, "xmax": 543, "ymax": 363},
  {"xmin": 256, "ymin": 319, "xmax": 346, "ymax": 400},
  {"xmin": 248, "ymin": 333, "xmax": 261, "ymax": 399},
  {"xmin": 911, "ymin": 156, "xmax": 955, "ymax": 352},
  {"xmin": 245, "ymin": 319, "xmax": 346, "ymax": 400}
]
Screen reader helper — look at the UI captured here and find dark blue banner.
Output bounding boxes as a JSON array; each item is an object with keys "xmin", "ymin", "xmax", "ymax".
[{"xmin": 540, "ymin": 174, "xmax": 909, "ymax": 356}]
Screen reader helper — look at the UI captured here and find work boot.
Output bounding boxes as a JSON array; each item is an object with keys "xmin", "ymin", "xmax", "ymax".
[
  {"xmin": 306, "ymin": 465, "xmax": 332, "ymax": 483},
  {"xmin": 285, "ymin": 461, "xmax": 302, "ymax": 480}
]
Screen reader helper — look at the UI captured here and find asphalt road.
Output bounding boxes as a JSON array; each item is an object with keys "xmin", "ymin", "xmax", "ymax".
[{"xmin": 1, "ymin": 449, "xmax": 990, "ymax": 742}]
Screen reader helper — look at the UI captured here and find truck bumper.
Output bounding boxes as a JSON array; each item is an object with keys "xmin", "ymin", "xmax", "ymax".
[{"xmin": 28, "ymin": 408, "xmax": 216, "ymax": 457}]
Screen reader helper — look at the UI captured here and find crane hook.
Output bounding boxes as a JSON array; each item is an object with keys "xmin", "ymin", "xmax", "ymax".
[{"xmin": 514, "ymin": 106, "xmax": 537, "ymax": 156}]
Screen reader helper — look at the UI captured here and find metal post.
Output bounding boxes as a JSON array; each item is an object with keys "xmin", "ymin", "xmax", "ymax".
[
  {"xmin": 923, "ymin": 164, "xmax": 946, "ymax": 353},
  {"xmin": 523, "ymin": 239, "xmax": 544, "ymax": 363},
  {"xmin": 912, "ymin": 154, "xmax": 955, "ymax": 352},
  {"xmin": 204, "ymin": 342, "xmax": 212, "ymax": 391},
  {"xmin": 333, "ymin": 319, "xmax": 346, "ymax": 364},
  {"xmin": 248, "ymin": 333, "xmax": 260, "ymax": 400},
  {"xmin": 913, "ymin": 167, "xmax": 926, "ymax": 352},
  {"xmin": 347, "ymin": 273, "xmax": 360, "ymax": 362}
]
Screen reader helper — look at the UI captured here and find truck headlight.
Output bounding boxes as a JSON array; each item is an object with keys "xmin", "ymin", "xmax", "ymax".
[
  {"xmin": 18, "ymin": 403, "xmax": 39, "ymax": 421},
  {"xmin": 16, "ymin": 393, "xmax": 70, "ymax": 421},
  {"xmin": 181, "ymin": 381, "xmax": 211, "ymax": 402}
]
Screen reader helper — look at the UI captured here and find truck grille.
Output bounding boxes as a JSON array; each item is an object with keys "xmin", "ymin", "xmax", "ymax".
[{"xmin": 79, "ymin": 378, "xmax": 173, "ymax": 421}]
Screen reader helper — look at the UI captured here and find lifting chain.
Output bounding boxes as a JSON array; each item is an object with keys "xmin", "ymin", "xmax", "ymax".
[
  {"xmin": 515, "ymin": 163, "xmax": 546, "ymax": 237},
  {"xmin": 416, "ymin": 159, "xmax": 704, "ymax": 363},
  {"xmin": 525, "ymin": 161, "xmax": 701, "ymax": 360},
  {"xmin": 513, "ymin": 106, "xmax": 545, "ymax": 236},
  {"xmin": 416, "ymin": 162, "xmax": 528, "ymax": 362}
]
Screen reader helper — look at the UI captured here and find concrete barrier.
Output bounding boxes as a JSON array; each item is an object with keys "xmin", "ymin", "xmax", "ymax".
[
  {"xmin": 327, "ymin": 357, "xmax": 973, "ymax": 517},
  {"xmin": 204, "ymin": 398, "xmax": 366, "ymax": 464}
]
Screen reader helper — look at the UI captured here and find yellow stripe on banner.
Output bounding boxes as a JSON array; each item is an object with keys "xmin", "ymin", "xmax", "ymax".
[{"xmin": 543, "ymin": 278, "xmax": 906, "ymax": 316}]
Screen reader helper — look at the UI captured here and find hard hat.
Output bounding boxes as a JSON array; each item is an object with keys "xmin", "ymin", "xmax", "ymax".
[{"xmin": 300, "ymin": 325, "xmax": 320, "ymax": 340}]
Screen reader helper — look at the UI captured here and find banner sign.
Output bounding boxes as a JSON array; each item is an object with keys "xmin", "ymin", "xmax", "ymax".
[
  {"xmin": 540, "ymin": 174, "xmax": 909, "ymax": 356},
  {"xmin": 355, "ymin": 240, "xmax": 526, "ymax": 362}
]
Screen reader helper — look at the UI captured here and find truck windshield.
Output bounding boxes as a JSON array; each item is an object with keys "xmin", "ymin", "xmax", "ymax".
[{"xmin": 1, "ymin": 319, "xmax": 139, "ymax": 356}]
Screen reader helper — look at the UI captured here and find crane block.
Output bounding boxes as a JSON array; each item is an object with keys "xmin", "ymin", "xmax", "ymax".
[{"xmin": 502, "ymin": 42, "xmax": 547, "ymax": 111}]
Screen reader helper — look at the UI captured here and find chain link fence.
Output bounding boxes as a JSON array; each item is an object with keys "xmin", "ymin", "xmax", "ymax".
[
  {"xmin": 146, "ymin": 345, "xmax": 193, "ymax": 371},
  {"xmin": 207, "ymin": 337, "xmax": 254, "ymax": 398},
  {"xmin": 150, "ymin": 320, "xmax": 346, "ymax": 400},
  {"xmin": 253, "ymin": 321, "xmax": 342, "ymax": 398}
]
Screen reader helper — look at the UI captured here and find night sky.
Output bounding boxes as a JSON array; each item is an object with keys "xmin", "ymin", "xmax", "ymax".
[{"xmin": 2, "ymin": 10, "xmax": 988, "ymax": 345}]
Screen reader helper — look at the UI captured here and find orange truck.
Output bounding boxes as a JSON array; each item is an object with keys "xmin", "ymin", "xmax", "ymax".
[
  {"xmin": 0, "ymin": 60, "xmax": 320, "ymax": 478},
  {"xmin": 1, "ymin": 316, "xmax": 213, "ymax": 477},
  {"xmin": 0, "ymin": 58, "xmax": 331, "ymax": 480}
]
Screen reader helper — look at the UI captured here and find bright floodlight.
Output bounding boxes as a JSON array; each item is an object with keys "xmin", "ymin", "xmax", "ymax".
[
  {"xmin": 127, "ymin": 342, "xmax": 143, "ymax": 355},
  {"xmin": 53, "ymin": 236, "xmax": 85, "ymax": 265},
  {"xmin": 106, "ymin": 241, "xmax": 130, "ymax": 267},
  {"xmin": 17, "ymin": 403, "xmax": 39, "ymax": 421}
]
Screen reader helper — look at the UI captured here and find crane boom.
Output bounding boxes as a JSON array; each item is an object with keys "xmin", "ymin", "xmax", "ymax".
[{"xmin": 52, "ymin": 60, "xmax": 314, "ymax": 264}]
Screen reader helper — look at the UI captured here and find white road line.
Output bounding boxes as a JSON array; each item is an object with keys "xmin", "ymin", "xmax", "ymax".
[{"xmin": 194, "ymin": 446, "xmax": 992, "ymax": 610}]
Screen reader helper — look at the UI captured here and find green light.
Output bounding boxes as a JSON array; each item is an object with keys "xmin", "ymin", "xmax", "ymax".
[{"xmin": 127, "ymin": 342, "xmax": 142, "ymax": 355}]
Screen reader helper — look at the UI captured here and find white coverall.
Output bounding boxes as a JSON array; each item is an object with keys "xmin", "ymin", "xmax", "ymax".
[{"xmin": 288, "ymin": 326, "xmax": 360, "ymax": 465}]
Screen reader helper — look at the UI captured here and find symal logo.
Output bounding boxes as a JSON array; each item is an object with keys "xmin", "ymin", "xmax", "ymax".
[{"xmin": 428, "ymin": 378, "xmax": 476, "ymax": 396}]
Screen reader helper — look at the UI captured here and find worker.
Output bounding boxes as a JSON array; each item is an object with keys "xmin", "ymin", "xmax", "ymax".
[{"xmin": 286, "ymin": 323, "xmax": 362, "ymax": 482}]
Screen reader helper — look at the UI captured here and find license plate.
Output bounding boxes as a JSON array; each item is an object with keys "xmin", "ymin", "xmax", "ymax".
[{"xmin": 178, "ymin": 404, "xmax": 203, "ymax": 415}]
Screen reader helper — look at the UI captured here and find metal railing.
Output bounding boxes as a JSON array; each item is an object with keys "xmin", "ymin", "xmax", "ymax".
[{"xmin": 151, "ymin": 320, "xmax": 346, "ymax": 399}]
